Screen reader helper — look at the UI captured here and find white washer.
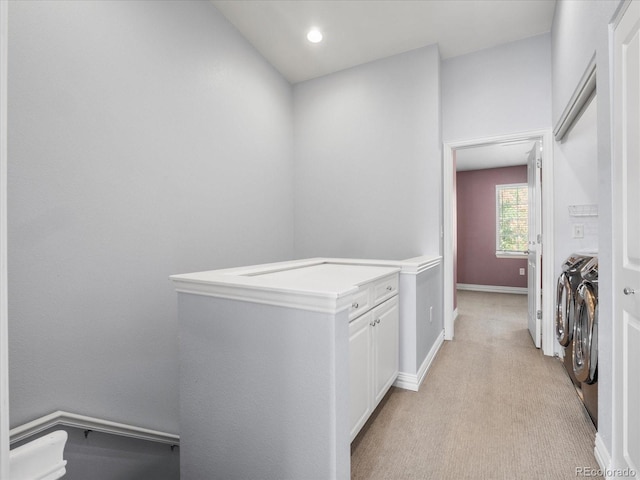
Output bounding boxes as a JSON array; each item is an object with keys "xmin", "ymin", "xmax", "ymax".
[
  {"xmin": 573, "ymin": 256, "xmax": 598, "ymax": 427},
  {"xmin": 556, "ymin": 253, "xmax": 593, "ymax": 386}
]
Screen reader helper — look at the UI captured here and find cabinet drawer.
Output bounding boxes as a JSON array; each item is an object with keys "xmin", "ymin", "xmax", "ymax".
[
  {"xmin": 349, "ymin": 287, "xmax": 371, "ymax": 320},
  {"xmin": 372, "ymin": 273, "xmax": 398, "ymax": 306}
]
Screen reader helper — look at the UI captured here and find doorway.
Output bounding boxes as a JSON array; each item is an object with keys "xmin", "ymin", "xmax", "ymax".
[
  {"xmin": 455, "ymin": 141, "xmax": 537, "ymax": 344},
  {"xmin": 443, "ymin": 130, "xmax": 555, "ymax": 355}
]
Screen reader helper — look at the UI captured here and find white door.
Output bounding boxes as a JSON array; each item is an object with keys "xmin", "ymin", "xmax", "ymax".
[
  {"xmin": 373, "ymin": 297, "xmax": 399, "ymax": 404},
  {"xmin": 527, "ymin": 142, "xmax": 542, "ymax": 348},
  {"xmin": 613, "ymin": 0, "xmax": 640, "ymax": 472},
  {"xmin": 349, "ymin": 312, "xmax": 372, "ymax": 441}
]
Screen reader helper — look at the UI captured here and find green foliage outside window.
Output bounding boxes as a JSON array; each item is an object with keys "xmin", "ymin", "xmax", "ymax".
[{"xmin": 497, "ymin": 184, "xmax": 528, "ymax": 253}]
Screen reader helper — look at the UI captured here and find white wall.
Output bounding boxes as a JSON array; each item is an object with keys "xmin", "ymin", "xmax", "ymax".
[
  {"xmin": 553, "ymin": 97, "xmax": 599, "ymax": 265},
  {"xmin": 293, "ymin": 45, "xmax": 441, "ymax": 260},
  {"xmin": 551, "ymin": 0, "xmax": 622, "ymax": 456},
  {"xmin": 442, "ymin": 34, "xmax": 551, "ymax": 143},
  {"xmin": 178, "ymin": 295, "xmax": 349, "ymax": 479},
  {"xmin": 8, "ymin": 0, "xmax": 294, "ymax": 433}
]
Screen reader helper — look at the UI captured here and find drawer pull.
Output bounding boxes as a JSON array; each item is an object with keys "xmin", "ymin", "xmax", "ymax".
[
  {"xmin": 370, "ymin": 320, "xmax": 376, "ymax": 327},
  {"xmin": 386, "ymin": 286, "xmax": 393, "ymax": 291},
  {"xmin": 376, "ymin": 318, "xmax": 381, "ymax": 324},
  {"xmin": 352, "ymin": 302, "xmax": 359, "ymax": 309}
]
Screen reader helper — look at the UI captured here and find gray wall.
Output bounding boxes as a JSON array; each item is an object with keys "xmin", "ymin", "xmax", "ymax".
[
  {"xmin": 293, "ymin": 45, "xmax": 442, "ymax": 260},
  {"xmin": 415, "ymin": 264, "xmax": 443, "ymax": 371},
  {"xmin": 442, "ymin": 33, "xmax": 552, "ymax": 143},
  {"xmin": 8, "ymin": 0, "xmax": 294, "ymax": 434},
  {"xmin": 551, "ymin": 0, "xmax": 622, "ymax": 457}
]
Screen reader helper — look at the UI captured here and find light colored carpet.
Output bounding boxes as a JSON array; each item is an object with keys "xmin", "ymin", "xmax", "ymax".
[{"xmin": 351, "ymin": 290, "xmax": 601, "ymax": 479}]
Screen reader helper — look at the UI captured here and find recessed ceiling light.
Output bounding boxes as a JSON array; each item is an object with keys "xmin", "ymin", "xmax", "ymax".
[{"xmin": 307, "ymin": 29, "xmax": 323, "ymax": 43}]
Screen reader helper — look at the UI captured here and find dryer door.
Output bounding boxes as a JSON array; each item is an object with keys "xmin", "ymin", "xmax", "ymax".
[
  {"xmin": 555, "ymin": 273, "xmax": 573, "ymax": 347},
  {"xmin": 572, "ymin": 281, "xmax": 598, "ymax": 384}
]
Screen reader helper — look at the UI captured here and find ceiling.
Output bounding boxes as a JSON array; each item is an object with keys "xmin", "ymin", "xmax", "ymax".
[
  {"xmin": 455, "ymin": 141, "xmax": 537, "ymax": 172},
  {"xmin": 212, "ymin": 0, "xmax": 557, "ymax": 84}
]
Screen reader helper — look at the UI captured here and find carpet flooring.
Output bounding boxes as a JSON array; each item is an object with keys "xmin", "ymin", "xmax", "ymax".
[{"xmin": 350, "ymin": 290, "xmax": 601, "ymax": 479}]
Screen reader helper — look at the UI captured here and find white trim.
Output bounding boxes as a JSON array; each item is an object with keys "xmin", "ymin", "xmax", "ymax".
[
  {"xmin": 206, "ymin": 256, "xmax": 442, "ymax": 277},
  {"xmin": 457, "ymin": 283, "xmax": 527, "ymax": 295},
  {"xmin": 171, "ymin": 278, "xmax": 355, "ymax": 314},
  {"xmin": 594, "ymin": 433, "xmax": 612, "ymax": 474},
  {"xmin": 540, "ymin": 131, "xmax": 555, "ymax": 355},
  {"xmin": 332, "ymin": 256, "xmax": 442, "ymax": 275},
  {"xmin": 553, "ymin": 54, "xmax": 597, "ymax": 141},
  {"xmin": 495, "ymin": 252, "xmax": 527, "ymax": 259},
  {"xmin": 10, "ymin": 411, "xmax": 179, "ymax": 446},
  {"xmin": 443, "ymin": 141, "xmax": 455, "ymax": 341},
  {"xmin": 443, "ymin": 130, "xmax": 555, "ymax": 355},
  {"xmin": 172, "ymin": 258, "xmax": 439, "ymax": 314},
  {"xmin": 0, "ymin": 1, "xmax": 9, "ymax": 477},
  {"xmin": 393, "ymin": 331, "xmax": 444, "ymax": 391},
  {"xmin": 9, "ymin": 430, "xmax": 67, "ymax": 480},
  {"xmin": 394, "ymin": 256, "xmax": 442, "ymax": 275}
]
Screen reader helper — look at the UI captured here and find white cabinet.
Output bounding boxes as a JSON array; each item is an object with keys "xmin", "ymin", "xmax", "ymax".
[
  {"xmin": 349, "ymin": 311, "xmax": 373, "ymax": 439},
  {"xmin": 373, "ymin": 297, "xmax": 399, "ymax": 404},
  {"xmin": 349, "ymin": 274, "xmax": 399, "ymax": 441}
]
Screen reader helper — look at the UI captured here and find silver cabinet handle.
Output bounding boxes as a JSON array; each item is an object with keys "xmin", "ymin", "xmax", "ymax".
[
  {"xmin": 370, "ymin": 321, "xmax": 376, "ymax": 327},
  {"xmin": 624, "ymin": 287, "xmax": 636, "ymax": 295},
  {"xmin": 386, "ymin": 286, "xmax": 393, "ymax": 291},
  {"xmin": 376, "ymin": 318, "xmax": 381, "ymax": 324},
  {"xmin": 352, "ymin": 302, "xmax": 359, "ymax": 308}
]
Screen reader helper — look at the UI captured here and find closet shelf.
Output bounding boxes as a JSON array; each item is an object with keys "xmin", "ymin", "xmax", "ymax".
[{"xmin": 568, "ymin": 204, "xmax": 598, "ymax": 217}]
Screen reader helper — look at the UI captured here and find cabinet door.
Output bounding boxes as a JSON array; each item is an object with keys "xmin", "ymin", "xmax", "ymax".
[
  {"xmin": 373, "ymin": 296, "xmax": 399, "ymax": 405},
  {"xmin": 349, "ymin": 311, "xmax": 373, "ymax": 441}
]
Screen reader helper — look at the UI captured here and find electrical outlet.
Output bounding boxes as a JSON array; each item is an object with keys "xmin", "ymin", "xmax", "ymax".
[
  {"xmin": 519, "ymin": 268, "xmax": 525, "ymax": 276},
  {"xmin": 573, "ymin": 224, "xmax": 584, "ymax": 239}
]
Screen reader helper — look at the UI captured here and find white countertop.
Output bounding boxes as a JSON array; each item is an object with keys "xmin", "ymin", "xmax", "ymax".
[{"xmin": 170, "ymin": 256, "xmax": 441, "ymax": 314}]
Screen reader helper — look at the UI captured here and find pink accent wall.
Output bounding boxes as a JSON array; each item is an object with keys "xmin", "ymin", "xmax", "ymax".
[{"xmin": 456, "ymin": 165, "xmax": 527, "ymax": 288}]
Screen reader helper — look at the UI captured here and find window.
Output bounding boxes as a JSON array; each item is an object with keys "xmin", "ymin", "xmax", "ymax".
[{"xmin": 496, "ymin": 183, "xmax": 528, "ymax": 256}]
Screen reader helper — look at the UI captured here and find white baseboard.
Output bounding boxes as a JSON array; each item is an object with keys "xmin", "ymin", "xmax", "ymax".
[
  {"xmin": 594, "ymin": 433, "xmax": 611, "ymax": 476},
  {"xmin": 394, "ymin": 331, "xmax": 445, "ymax": 392},
  {"xmin": 456, "ymin": 283, "xmax": 527, "ymax": 295}
]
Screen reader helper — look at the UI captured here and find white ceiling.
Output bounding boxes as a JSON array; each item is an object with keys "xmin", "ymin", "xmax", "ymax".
[
  {"xmin": 212, "ymin": 0, "xmax": 557, "ymax": 84},
  {"xmin": 455, "ymin": 141, "xmax": 537, "ymax": 172}
]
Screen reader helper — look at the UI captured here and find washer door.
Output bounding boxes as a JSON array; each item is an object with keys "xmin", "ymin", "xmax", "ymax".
[
  {"xmin": 556, "ymin": 273, "xmax": 574, "ymax": 346},
  {"xmin": 572, "ymin": 281, "xmax": 598, "ymax": 384}
]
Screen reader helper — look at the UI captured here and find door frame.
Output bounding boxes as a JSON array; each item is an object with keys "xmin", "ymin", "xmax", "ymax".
[
  {"xmin": 1, "ymin": 0, "xmax": 9, "ymax": 476},
  {"xmin": 443, "ymin": 129, "xmax": 555, "ymax": 355}
]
